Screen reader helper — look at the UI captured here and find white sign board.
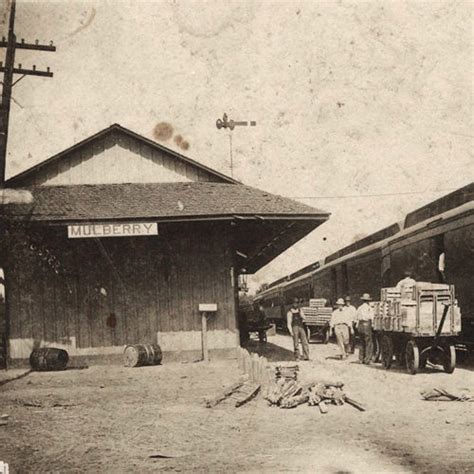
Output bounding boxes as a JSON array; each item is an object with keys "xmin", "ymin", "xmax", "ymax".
[
  {"xmin": 68, "ymin": 222, "xmax": 158, "ymax": 239},
  {"xmin": 199, "ymin": 303, "xmax": 217, "ymax": 312}
]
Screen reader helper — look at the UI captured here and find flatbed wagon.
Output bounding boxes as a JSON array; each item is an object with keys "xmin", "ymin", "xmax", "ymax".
[{"xmin": 373, "ymin": 283, "xmax": 461, "ymax": 374}]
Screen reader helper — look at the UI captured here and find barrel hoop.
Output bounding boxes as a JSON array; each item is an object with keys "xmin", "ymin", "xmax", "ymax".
[
  {"xmin": 149, "ymin": 344, "xmax": 156, "ymax": 362},
  {"xmin": 143, "ymin": 344, "xmax": 151, "ymax": 364}
]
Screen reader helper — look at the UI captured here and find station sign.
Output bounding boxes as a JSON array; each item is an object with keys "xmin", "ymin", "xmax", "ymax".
[{"xmin": 68, "ymin": 222, "xmax": 158, "ymax": 239}]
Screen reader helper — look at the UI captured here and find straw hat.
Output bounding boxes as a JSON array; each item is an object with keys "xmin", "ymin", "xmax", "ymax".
[
  {"xmin": 336, "ymin": 298, "xmax": 345, "ymax": 305},
  {"xmin": 360, "ymin": 293, "xmax": 372, "ymax": 301}
]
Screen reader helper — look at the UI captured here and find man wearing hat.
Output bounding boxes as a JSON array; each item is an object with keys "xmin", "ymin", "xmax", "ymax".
[
  {"xmin": 287, "ymin": 297, "xmax": 310, "ymax": 361},
  {"xmin": 344, "ymin": 296, "xmax": 357, "ymax": 353},
  {"xmin": 330, "ymin": 298, "xmax": 353, "ymax": 359},
  {"xmin": 356, "ymin": 293, "xmax": 374, "ymax": 364}
]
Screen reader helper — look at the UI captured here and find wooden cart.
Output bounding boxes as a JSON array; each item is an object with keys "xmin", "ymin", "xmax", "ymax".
[
  {"xmin": 301, "ymin": 299, "xmax": 332, "ymax": 344},
  {"xmin": 373, "ymin": 283, "xmax": 461, "ymax": 375},
  {"xmin": 247, "ymin": 322, "xmax": 272, "ymax": 343}
]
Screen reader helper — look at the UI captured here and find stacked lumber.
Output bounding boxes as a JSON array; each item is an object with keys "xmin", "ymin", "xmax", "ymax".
[
  {"xmin": 275, "ymin": 365, "xmax": 299, "ymax": 381},
  {"xmin": 301, "ymin": 306, "xmax": 332, "ymax": 325},
  {"xmin": 309, "ymin": 299, "xmax": 327, "ymax": 308},
  {"xmin": 264, "ymin": 379, "xmax": 365, "ymax": 413}
]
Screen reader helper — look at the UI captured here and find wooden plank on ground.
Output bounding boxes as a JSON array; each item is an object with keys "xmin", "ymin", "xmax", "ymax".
[
  {"xmin": 235, "ymin": 383, "xmax": 261, "ymax": 408},
  {"xmin": 205, "ymin": 381, "xmax": 244, "ymax": 408}
]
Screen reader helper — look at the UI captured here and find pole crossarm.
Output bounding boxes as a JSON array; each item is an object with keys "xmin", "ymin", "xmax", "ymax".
[
  {"xmin": 0, "ymin": 64, "xmax": 53, "ymax": 78},
  {"xmin": 0, "ymin": 39, "xmax": 56, "ymax": 52}
]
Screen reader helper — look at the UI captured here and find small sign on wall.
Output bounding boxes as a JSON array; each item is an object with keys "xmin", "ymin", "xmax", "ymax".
[{"xmin": 68, "ymin": 222, "xmax": 158, "ymax": 239}]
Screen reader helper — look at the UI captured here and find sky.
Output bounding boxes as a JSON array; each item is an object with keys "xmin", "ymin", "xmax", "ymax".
[{"xmin": 1, "ymin": 0, "xmax": 473, "ymax": 291}]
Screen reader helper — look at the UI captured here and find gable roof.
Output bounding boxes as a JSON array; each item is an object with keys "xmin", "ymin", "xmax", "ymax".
[
  {"xmin": 6, "ymin": 123, "xmax": 238, "ymax": 187},
  {"xmin": 3, "ymin": 182, "xmax": 328, "ymax": 222}
]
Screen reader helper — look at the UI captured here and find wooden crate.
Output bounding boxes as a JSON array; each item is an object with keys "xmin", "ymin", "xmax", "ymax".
[
  {"xmin": 377, "ymin": 284, "xmax": 461, "ymax": 336},
  {"xmin": 380, "ymin": 287, "xmax": 401, "ymax": 302},
  {"xmin": 309, "ymin": 298, "xmax": 327, "ymax": 308},
  {"xmin": 301, "ymin": 307, "xmax": 332, "ymax": 326}
]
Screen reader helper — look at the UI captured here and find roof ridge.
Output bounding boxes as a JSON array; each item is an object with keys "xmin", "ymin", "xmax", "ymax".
[{"xmin": 6, "ymin": 123, "xmax": 240, "ymax": 186}]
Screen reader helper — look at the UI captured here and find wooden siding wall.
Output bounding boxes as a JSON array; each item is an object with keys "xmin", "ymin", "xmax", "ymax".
[
  {"xmin": 6, "ymin": 222, "xmax": 237, "ymax": 350},
  {"xmin": 16, "ymin": 132, "xmax": 222, "ymax": 186}
]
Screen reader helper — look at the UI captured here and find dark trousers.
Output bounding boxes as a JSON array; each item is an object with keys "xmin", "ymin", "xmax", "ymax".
[
  {"xmin": 292, "ymin": 325, "xmax": 309, "ymax": 360},
  {"xmin": 358, "ymin": 321, "xmax": 373, "ymax": 364},
  {"xmin": 349, "ymin": 323, "xmax": 357, "ymax": 353}
]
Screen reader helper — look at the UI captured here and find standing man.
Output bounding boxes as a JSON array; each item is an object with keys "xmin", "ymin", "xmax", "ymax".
[
  {"xmin": 287, "ymin": 297, "xmax": 310, "ymax": 361},
  {"xmin": 356, "ymin": 293, "xmax": 374, "ymax": 364},
  {"xmin": 344, "ymin": 296, "xmax": 357, "ymax": 353},
  {"xmin": 396, "ymin": 271, "xmax": 416, "ymax": 298},
  {"xmin": 330, "ymin": 298, "xmax": 352, "ymax": 359},
  {"xmin": 256, "ymin": 303, "xmax": 267, "ymax": 343}
]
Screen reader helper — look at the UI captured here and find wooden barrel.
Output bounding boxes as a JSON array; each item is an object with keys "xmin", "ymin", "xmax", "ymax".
[
  {"xmin": 29, "ymin": 348, "xmax": 69, "ymax": 371},
  {"xmin": 123, "ymin": 344, "xmax": 162, "ymax": 367}
]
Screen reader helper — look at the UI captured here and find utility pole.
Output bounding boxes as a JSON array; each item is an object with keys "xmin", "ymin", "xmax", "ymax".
[
  {"xmin": 0, "ymin": 0, "xmax": 55, "ymax": 185},
  {"xmin": 215, "ymin": 113, "xmax": 256, "ymax": 178}
]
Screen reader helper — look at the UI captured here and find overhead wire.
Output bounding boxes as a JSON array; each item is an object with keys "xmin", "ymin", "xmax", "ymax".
[{"xmin": 289, "ymin": 188, "xmax": 460, "ymax": 200}]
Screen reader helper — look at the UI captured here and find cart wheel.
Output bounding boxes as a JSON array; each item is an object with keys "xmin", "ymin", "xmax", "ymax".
[
  {"xmin": 323, "ymin": 327, "xmax": 330, "ymax": 345},
  {"xmin": 405, "ymin": 339, "xmax": 420, "ymax": 375},
  {"xmin": 372, "ymin": 335, "xmax": 381, "ymax": 363},
  {"xmin": 381, "ymin": 334, "xmax": 394, "ymax": 369},
  {"xmin": 442, "ymin": 343, "xmax": 456, "ymax": 374},
  {"xmin": 306, "ymin": 327, "xmax": 312, "ymax": 343}
]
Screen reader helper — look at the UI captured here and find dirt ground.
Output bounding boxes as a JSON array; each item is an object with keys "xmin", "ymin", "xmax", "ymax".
[{"xmin": 0, "ymin": 334, "xmax": 473, "ymax": 473}]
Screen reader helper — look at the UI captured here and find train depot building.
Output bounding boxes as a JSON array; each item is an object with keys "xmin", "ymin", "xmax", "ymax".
[{"xmin": 0, "ymin": 124, "xmax": 329, "ymax": 367}]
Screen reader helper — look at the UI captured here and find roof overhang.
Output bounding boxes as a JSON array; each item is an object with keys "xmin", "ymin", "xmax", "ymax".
[{"xmin": 231, "ymin": 217, "xmax": 326, "ymax": 273}]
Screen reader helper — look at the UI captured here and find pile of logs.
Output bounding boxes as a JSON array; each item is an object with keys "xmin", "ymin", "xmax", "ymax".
[{"xmin": 264, "ymin": 378, "xmax": 365, "ymax": 413}]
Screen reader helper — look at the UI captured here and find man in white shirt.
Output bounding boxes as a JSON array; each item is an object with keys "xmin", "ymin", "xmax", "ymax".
[
  {"xmin": 356, "ymin": 293, "xmax": 374, "ymax": 364},
  {"xmin": 330, "ymin": 298, "xmax": 352, "ymax": 359},
  {"xmin": 395, "ymin": 271, "xmax": 416, "ymax": 298},
  {"xmin": 287, "ymin": 298, "xmax": 310, "ymax": 361},
  {"xmin": 438, "ymin": 252, "xmax": 446, "ymax": 283}
]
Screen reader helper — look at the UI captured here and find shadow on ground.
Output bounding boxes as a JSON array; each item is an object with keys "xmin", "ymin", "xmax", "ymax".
[
  {"xmin": 456, "ymin": 350, "xmax": 474, "ymax": 372},
  {"xmin": 244, "ymin": 340, "xmax": 295, "ymax": 362},
  {"xmin": 0, "ymin": 369, "xmax": 32, "ymax": 387}
]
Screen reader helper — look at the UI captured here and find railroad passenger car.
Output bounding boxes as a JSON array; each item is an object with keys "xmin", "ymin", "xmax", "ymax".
[{"xmin": 256, "ymin": 184, "xmax": 474, "ymax": 347}]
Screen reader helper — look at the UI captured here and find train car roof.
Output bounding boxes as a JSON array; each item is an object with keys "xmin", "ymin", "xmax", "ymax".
[
  {"xmin": 387, "ymin": 199, "xmax": 474, "ymax": 246},
  {"xmin": 325, "ymin": 222, "xmax": 401, "ymax": 264},
  {"xmin": 261, "ymin": 184, "xmax": 473, "ymax": 293},
  {"xmin": 404, "ymin": 182, "xmax": 473, "ymax": 228}
]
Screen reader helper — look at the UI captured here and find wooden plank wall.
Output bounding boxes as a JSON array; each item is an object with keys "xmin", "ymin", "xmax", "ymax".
[
  {"xmin": 6, "ymin": 221, "xmax": 237, "ymax": 350},
  {"xmin": 16, "ymin": 132, "xmax": 223, "ymax": 186}
]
